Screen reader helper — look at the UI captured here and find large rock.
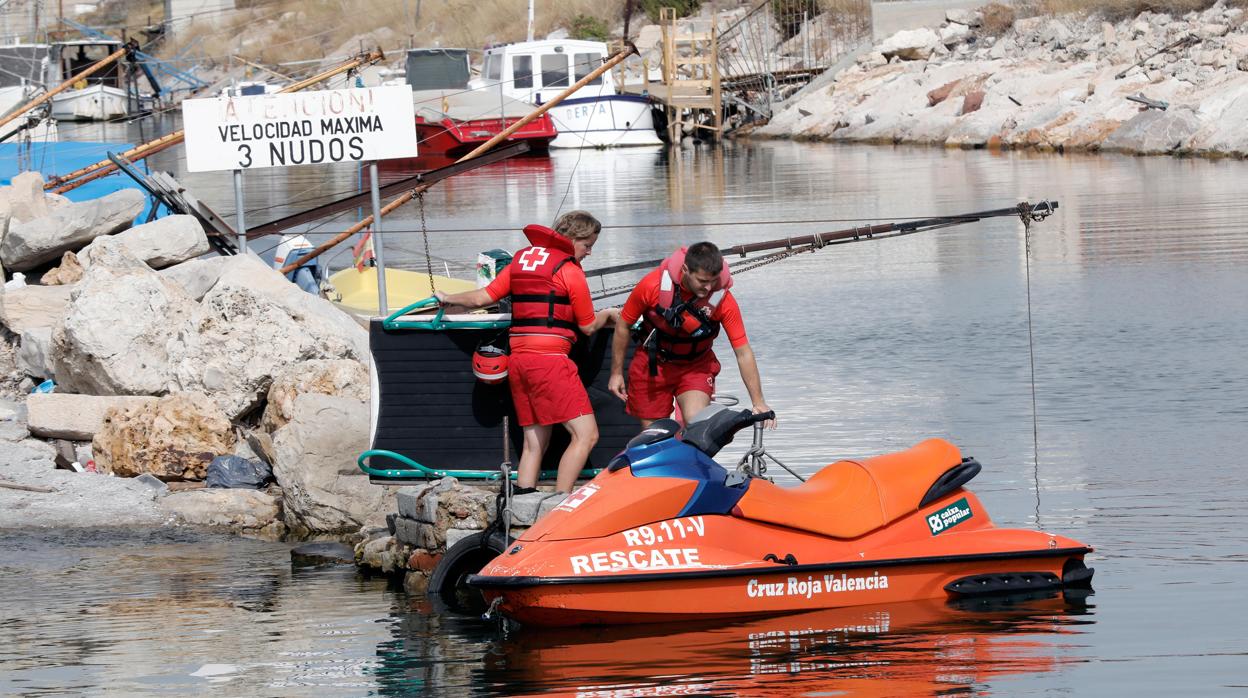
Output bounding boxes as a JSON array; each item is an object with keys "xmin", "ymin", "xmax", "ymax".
[
  {"xmin": 946, "ymin": 9, "xmax": 981, "ymax": 27},
  {"xmin": 40, "ymin": 251, "xmax": 84, "ymax": 285},
  {"xmin": 1102, "ymin": 107, "xmax": 1203, "ymax": 155},
  {"xmin": 159, "ymin": 488, "xmax": 281, "ymax": 530},
  {"xmin": 3, "ymin": 171, "xmax": 52, "ymax": 224},
  {"xmin": 48, "ymin": 245, "xmax": 367, "ymax": 419},
  {"xmin": 92, "ymin": 392, "xmax": 236, "ymax": 481},
  {"xmin": 878, "ymin": 28, "xmax": 940, "ymax": 61},
  {"xmin": 261, "ymin": 359, "xmax": 370, "ymax": 432},
  {"xmin": 940, "ymin": 23, "xmax": 971, "ymax": 47},
  {"xmin": 27, "ymin": 392, "xmax": 158, "ymax": 440},
  {"xmin": 158, "ymin": 256, "xmax": 230, "ymax": 301},
  {"xmin": 166, "ymin": 255, "xmax": 368, "ymax": 419},
  {"xmin": 0, "ymin": 188, "xmax": 144, "ymax": 271},
  {"xmin": 272, "ymin": 393, "xmax": 394, "ymax": 533},
  {"xmin": 0, "ymin": 284, "xmax": 73, "ymax": 333},
  {"xmin": 79, "ymin": 215, "xmax": 210, "ymax": 270},
  {"xmin": 50, "ymin": 239, "xmax": 196, "ymax": 396}
]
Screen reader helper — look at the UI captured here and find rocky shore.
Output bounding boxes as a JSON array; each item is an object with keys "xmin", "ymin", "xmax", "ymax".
[
  {"xmin": 0, "ymin": 173, "xmax": 391, "ymax": 540},
  {"xmin": 757, "ymin": 3, "xmax": 1248, "ymax": 157}
]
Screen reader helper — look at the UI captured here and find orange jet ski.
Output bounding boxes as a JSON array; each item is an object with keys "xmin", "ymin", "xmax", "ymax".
[{"xmin": 469, "ymin": 408, "xmax": 1094, "ymax": 626}]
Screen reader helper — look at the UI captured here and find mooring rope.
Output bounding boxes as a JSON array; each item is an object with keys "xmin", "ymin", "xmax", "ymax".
[{"xmin": 1019, "ymin": 203, "xmax": 1042, "ymax": 529}]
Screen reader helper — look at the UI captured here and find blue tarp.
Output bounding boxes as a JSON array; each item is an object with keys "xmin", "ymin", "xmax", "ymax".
[{"xmin": 0, "ymin": 141, "xmax": 164, "ymax": 222}]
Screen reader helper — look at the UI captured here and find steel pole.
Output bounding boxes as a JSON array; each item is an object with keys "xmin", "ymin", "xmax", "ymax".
[
  {"xmin": 368, "ymin": 161, "xmax": 388, "ymax": 316},
  {"xmin": 233, "ymin": 169, "xmax": 247, "ymax": 252}
]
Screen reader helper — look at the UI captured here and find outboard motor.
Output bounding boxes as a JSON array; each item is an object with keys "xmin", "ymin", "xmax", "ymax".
[{"xmin": 274, "ymin": 234, "xmax": 321, "ymax": 295}]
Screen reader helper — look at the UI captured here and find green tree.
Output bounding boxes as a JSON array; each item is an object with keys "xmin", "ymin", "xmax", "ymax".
[
  {"xmin": 569, "ymin": 14, "xmax": 611, "ymax": 42},
  {"xmin": 639, "ymin": 0, "xmax": 702, "ymax": 23}
]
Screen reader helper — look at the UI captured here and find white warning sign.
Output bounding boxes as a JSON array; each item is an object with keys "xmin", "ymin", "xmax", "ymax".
[{"xmin": 181, "ymin": 85, "xmax": 417, "ymax": 172}]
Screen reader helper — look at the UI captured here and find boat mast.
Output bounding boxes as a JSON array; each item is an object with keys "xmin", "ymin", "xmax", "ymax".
[{"xmin": 527, "ymin": 0, "xmax": 534, "ymax": 41}]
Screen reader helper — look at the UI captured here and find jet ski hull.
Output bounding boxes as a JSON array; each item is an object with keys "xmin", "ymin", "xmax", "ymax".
[
  {"xmin": 471, "ymin": 492, "xmax": 1092, "ymax": 626},
  {"xmin": 469, "ymin": 432, "xmax": 1095, "ymax": 627}
]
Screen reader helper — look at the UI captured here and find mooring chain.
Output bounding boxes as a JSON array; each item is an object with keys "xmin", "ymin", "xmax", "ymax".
[{"xmin": 417, "ymin": 191, "xmax": 435, "ymax": 292}]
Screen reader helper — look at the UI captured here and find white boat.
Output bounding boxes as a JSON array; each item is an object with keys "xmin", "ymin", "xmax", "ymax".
[
  {"xmin": 48, "ymin": 40, "xmax": 131, "ymax": 121},
  {"xmin": 0, "ymin": 84, "xmax": 58, "ymax": 142},
  {"xmin": 50, "ymin": 82, "xmax": 127, "ymax": 121},
  {"xmin": 471, "ymin": 39, "xmax": 662, "ymax": 149},
  {"xmin": 218, "ymin": 80, "xmax": 282, "ymax": 98}
]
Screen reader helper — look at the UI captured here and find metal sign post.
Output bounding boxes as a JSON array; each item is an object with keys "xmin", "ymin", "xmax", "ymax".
[
  {"xmin": 233, "ymin": 169, "xmax": 247, "ymax": 252},
  {"xmin": 367, "ymin": 161, "xmax": 388, "ymax": 315}
]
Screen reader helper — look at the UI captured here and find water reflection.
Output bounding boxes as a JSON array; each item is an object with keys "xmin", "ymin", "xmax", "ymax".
[
  {"xmin": 461, "ymin": 591, "xmax": 1093, "ymax": 694},
  {"xmin": 5, "ymin": 124, "xmax": 1248, "ymax": 694}
]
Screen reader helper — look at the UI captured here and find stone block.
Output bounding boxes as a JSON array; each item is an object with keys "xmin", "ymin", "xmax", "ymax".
[
  {"xmin": 0, "ymin": 284, "xmax": 73, "ymax": 334},
  {"xmin": 395, "ymin": 515, "xmax": 443, "ymax": 549},
  {"xmin": 159, "ymin": 488, "xmax": 280, "ymax": 530},
  {"xmin": 26, "ymin": 393, "xmax": 158, "ymax": 441},
  {"xmin": 507, "ymin": 491, "xmax": 567, "ymax": 526},
  {"xmin": 397, "ymin": 483, "xmax": 442, "ymax": 523}
]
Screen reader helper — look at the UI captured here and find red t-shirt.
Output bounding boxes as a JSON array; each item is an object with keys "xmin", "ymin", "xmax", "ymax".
[
  {"xmin": 620, "ymin": 268, "xmax": 748, "ymax": 348},
  {"xmin": 486, "ymin": 264, "xmax": 595, "ymax": 354}
]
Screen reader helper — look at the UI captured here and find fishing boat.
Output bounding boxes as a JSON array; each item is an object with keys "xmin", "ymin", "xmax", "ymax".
[
  {"xmin": 48, "ymin": 40, "xmax": 129, "ymax": 121},
  {"xmin": 406, "ymin": 48, "xmax": 557, "ymax": 158},
  {"xmin": 470, "ymin": 39, "xmax": 663, "ymax": 148},
  {"xmin": 0, "ymin": 84, "xmax": 57, "ymax": 142}
]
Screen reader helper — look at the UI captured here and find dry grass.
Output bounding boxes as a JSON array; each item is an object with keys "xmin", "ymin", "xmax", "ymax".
[
  {"xmin": 155, "ymin": 0, "xmax": 626, "ymax": 68},
  {"xmin": 980, "ymin": 2, "xmax": 1017, "ymax": 36},
  {"xmin": 1029, "ymin": 0, "xmax": 1247, "ymax": 21}
]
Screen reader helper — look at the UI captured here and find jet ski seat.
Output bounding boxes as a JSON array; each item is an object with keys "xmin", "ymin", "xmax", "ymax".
[{"xmin": 733, "ymin": 438, "xmax": 968, "ymax": 539}]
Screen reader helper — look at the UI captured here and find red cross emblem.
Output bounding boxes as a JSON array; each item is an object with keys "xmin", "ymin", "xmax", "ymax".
[{"xmin": 517, "ymin": 247, "xmax": 550, "ymax": 271}]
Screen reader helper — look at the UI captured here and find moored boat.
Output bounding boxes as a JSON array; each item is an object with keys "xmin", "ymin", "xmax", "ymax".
[
  {"xmin": 48, "ymin": 40, "xmax": 130, "ymax": 121},
  {"xmin": 406, "ymin": 48, "xmax": 556, "ymax": 157},
  {"xmin": 471, "ymin": 39, "xmax": 663, "ymax": 148}
]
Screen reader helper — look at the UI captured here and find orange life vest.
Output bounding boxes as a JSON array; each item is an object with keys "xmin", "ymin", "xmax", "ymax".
[
  {"xmin": 640, "ymin": 247, "xmax": 733, "ymax": 366},
  {"xmin": 509, "ymin": 225, "xmax": 580, "ymax": 342}
]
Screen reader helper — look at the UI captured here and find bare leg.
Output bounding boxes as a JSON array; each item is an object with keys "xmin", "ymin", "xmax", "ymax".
[
  {"xmin": 676, "ymin": 390, "xmax": 713, "ymax": 423},
  {"xmin": 639, "ymin": 418, "xmax": 654, "ymax": 429},
  {"xmin": 517, "ymin": 424, "xmax": 552, "ymax": 489},
  {"xmin": 556, "ymin": 413, "xmax": 599, "ymax": 493}
]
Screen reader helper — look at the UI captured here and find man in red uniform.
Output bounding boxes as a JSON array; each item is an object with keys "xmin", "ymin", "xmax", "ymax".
[
  {"xmin": 435, "ymin": 211, "xmax": 617, "ymax": 494},
  {"xmin": 608, "ymin": 241, "xmax": 773, "ymax": 427}
]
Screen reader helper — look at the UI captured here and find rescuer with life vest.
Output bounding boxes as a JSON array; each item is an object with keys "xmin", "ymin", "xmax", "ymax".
[
  {"xmin": 434, "ymin": 211, "xmax": 619, "ymax": 494},
  {"xmin": 608, "ymin": 241, "xmax": 774, "ymax": 427}
]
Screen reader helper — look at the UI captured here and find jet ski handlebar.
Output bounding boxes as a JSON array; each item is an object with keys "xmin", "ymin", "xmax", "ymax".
[{"xmin": 683, "ymin": 408, "xmax": 775, "ymax": 458}]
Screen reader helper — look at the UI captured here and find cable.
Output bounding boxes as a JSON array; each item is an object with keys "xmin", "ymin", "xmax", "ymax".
[
  {"xmin": 555, "ymin": 62, "xmax": 610, "ymax": 217},
  {"xmin": 1021, "ymin": 205, "xmax": 1042, "ymax": 529}
]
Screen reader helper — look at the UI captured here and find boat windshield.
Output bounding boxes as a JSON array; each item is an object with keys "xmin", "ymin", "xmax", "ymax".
[
  {"xmin": 405, "ymin": 49, "xmax": 471, "ymax": 90},
  {"xmin": 540, "ymin": 54, "xmax": 569, "ymax": 87}
]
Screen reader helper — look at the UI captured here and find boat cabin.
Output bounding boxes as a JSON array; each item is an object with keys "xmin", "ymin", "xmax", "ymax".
[
  {"xmin": 52, "ymin": 40, "xmax": 124, "ymax": 88},
  {"xmin": 474, "ymin": 39, "xmax": 618, "ymax": 105}
]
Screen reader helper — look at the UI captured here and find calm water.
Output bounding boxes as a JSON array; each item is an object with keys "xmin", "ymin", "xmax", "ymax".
[{"xmin": 3, "ymin": 123, "xmax": 1248, "ymax": 695}]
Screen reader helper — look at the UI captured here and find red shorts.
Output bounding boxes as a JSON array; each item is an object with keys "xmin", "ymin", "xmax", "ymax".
[
  {"xmin": 626, "ymin": 350, "xmax": 721, "ymax": 420},
  {"xmin": 509, "ymin": 351, "xmax": 593, "ymax": 427}
]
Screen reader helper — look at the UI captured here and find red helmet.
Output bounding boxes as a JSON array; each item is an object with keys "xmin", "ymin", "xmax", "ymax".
[{"xmin": 472, "ymin": 346, "xmax": 509, "ymax": 384}]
